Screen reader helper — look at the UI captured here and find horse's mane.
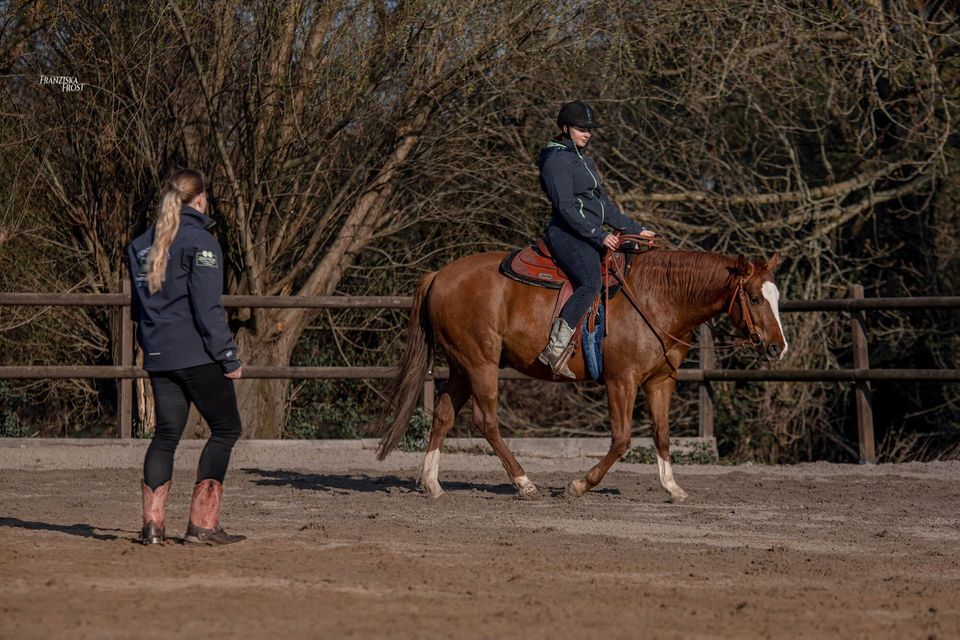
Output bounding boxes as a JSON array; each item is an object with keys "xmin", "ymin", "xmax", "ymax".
[{"xmin": 630, "ymin": 250, "xmax": 737, "ymax": 307}]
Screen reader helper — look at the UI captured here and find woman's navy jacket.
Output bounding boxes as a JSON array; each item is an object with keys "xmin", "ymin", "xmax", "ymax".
[
  {"xmin": 126, "ymin": 205, "xmax": 240, "ymax": 373},
  {"xmin": 538, "ymin": 137, "xmax": 642, "ymax": 248}
]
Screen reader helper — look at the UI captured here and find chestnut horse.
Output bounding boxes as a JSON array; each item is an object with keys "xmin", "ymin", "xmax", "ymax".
[{"xmin": 373, "ymin": 249, "xmax": 788, "ymax": 502}]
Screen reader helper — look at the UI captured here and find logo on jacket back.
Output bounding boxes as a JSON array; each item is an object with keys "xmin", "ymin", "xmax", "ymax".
[
  {"xmin": 196, "ymin": 250, "xmax": 218, "ymax": 268},
  {"xmin": 135, "ymin": 247, "xmax": 151, "ymax": 285}
]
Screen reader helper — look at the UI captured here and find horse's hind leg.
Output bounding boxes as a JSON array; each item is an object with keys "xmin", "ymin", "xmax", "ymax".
[
  {"xmin": 419, "ymin": 370, "xmax": 470, "ymax": 498},
  {"xmin": 644, "ymin": 376, "xmax": 688, "ymax": 503},
  {"xmin": 470, "ymin": 366, "xmax": 540, "ymax": 498},
  {"xmin": 567, "ymin": 378, "xmax": 637, "ymax": 498}
]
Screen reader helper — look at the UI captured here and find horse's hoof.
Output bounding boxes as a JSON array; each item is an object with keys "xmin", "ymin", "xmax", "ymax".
[
  {"xmin": 512, "ymin": 475, "xmax": 540, "ymax": 500},
  {"xmin": 668, "ymin": 489, "xmax": 689, "ymax": 504},
  {"xmin": 517, "ymin": 484, "xmax": 541, "ymax": 500},
  {"xmin": 565, "ymin": 479, "xmax": 588, "ymax": 499},
  {"xmin": 419, "ymin": 482, "xmax": 445, "ymax": 499}
]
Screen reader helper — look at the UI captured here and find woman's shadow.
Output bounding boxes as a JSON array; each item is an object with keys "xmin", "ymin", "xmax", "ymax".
[{"xmin": 0, "ymin": 516, "xmax": 133, "ymax": 541}]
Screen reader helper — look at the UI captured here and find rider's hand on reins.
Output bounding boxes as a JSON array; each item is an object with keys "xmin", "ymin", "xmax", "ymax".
[
  {"xmin": 609, "ymin": 229, "xmax": 661, "ymax": 253},
  {"xmin": 638, "ymin": 229, "xmax": 657, "ymax": 244},
  {"xmin": 602, "ymin": 234, "xmax": 621, "ymax": 251}
]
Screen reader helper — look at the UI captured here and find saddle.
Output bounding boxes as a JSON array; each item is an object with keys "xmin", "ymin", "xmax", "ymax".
[{"xmin": 499, "ymin": 238, "xmax": 627, "ymax": 327}]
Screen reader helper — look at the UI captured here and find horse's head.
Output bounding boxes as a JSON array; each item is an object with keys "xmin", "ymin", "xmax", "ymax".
[{"xmin": 727, "ymin": 253, "xmax": 789, "ymax": 362}]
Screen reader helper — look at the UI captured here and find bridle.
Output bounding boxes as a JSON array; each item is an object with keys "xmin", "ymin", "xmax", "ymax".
[
  {"xmin": 607, "ymin": 234, "xmax": 766, "ymax": 372},
  {"xmin": 725, "ymin": 263, "xmax": 764, "ymax": 348}
]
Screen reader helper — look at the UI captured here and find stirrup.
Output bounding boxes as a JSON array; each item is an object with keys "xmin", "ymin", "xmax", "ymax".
[
  {"xmin": 552, "ymin": 348, "xmax": 576, "ymax": 379},
  {"xmin": 538, "ymin": 347, "xmax": 576, "ymax": 379}
]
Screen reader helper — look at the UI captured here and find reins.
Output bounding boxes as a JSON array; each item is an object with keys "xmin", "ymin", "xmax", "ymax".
[{"xmin": 606, "ymin": 234, "xmax": 762, "ymax": 372}]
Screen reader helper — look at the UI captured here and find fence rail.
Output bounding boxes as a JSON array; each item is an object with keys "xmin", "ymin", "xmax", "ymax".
[
  {"xmin": 3, "ymin": 365, "xmax": 959, "ymax": 383},
  {"xmin": 2, "ymin": 284, "xmax": 959, "ymax": 463},
  {"xmin": 5, "ymin": 292, "xmax": 959, "ymax": 311}
]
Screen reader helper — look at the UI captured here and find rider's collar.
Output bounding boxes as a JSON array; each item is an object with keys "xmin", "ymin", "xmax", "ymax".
[{"xmin": 547, "ymin": 137, "xmax": 576, "ymax": 152}]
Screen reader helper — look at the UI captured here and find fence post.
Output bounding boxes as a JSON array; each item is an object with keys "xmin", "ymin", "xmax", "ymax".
[
  {"xmin": 850, "ymin": 284, "xmax": 876, "ymax": 463},
  {"xmin": 698, "ymin": 325, "xmax": 715, "ymax": 439},
  {"xmin": 422, "ymin": 375, "xmax": 435, "ymax": 422},
  {"xmin": 119, "ymin": 278, "xmax": 133, "ymax": 438}
]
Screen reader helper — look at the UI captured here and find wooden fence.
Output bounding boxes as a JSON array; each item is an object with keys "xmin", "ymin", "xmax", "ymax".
[{"xmin": 1, "ymin": 284, "xmax": 959, "ymax": 463}]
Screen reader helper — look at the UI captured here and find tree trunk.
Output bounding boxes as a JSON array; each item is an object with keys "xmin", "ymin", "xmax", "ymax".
[
  {"xmin": 231, "ymin": 116, "xmax": 429, "ymax": 438},
  {"xmin": 233, "ymin": 323, "xmax": 297, "ymax": 438}
]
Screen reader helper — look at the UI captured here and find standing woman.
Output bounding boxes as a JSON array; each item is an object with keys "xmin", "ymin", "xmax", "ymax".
[
  {"xmin": 537, "ymin": 100, "xmax": 657, "ymax": 378},
  {"xmin": 127, "ymin": 169, "xmax": 246, "ymax": 545}
]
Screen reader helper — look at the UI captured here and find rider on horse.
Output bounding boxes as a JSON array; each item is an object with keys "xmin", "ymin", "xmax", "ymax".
[{"xmin": 537, "ymin": 100, "xmax": 656, "ymax": 378}]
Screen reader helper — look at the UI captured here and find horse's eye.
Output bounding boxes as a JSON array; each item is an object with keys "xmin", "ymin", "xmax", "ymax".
[{"xmin": 750, "ymin": 297, "xmax": 760, "ymax": 305}]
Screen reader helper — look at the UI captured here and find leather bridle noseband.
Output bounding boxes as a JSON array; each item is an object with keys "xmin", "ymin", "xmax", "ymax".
[{"xmin": 725, "ymin": 263, "xmax": 764, "ymax": 348}]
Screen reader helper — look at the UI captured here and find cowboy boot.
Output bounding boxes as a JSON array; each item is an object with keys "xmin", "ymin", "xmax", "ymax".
[
  {"xmin": 183, "ymin": 479, "xmax": 246, "ymax": 545},
  {"xmin": 537, "ymin": 318, "xmax": 576, "ymax": 379},
  {"xmin": 141, "ymin": 480, "xmax": 171, "ymax": 545}
]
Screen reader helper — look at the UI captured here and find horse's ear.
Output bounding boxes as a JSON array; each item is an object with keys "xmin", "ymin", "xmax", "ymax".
[
  {"xmin": 736, "ymin": 254, "xmax": 752, "ymax": 276},
  {"xmin": 766, "ymin": 251, "xmax": 781, "ymax": 272}
]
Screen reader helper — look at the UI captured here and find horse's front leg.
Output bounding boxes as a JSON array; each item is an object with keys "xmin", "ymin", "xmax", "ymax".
[
  {"xmin": 566, "ymin": 378, "xmax": 636, "ymax": 498},
  {"xmin": 643, "ymin": 375, "xmax": 688, "ymax": 503}
]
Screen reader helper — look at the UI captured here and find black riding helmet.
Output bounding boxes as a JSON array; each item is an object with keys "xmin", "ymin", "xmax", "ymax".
[{"xmin": 557, "ymin": 100, "xmax": 600, "ymax": 129}]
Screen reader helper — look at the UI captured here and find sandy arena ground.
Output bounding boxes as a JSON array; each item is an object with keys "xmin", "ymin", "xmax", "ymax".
[{"xmin": 1, "ymin": 443, "xmax": 959, "ymax": 639}]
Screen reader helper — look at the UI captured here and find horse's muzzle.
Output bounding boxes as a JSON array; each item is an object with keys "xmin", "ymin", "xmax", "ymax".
[{"xmin": 766, "ymin": 343, "xmax": 782, "ymax": 360}]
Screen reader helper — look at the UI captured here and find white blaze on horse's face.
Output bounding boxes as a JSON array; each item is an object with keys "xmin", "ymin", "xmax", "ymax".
[{"xmin": 761, "ymin": 280, "xmax": 788, "ymax": 359}]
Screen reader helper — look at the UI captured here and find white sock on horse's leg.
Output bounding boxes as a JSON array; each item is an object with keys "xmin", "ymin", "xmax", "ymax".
[
  {"xmin": 657, "ymin": 453, "xmax": 688, "ymax": 502},
  {"xmin": 420, "ymin": 448, "xmax": 443, "ymax": 497}
]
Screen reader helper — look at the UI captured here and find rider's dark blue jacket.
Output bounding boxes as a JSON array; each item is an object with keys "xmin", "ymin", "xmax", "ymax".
[
  {"xmin": 126, "ymin": 205, "xmax": 240, "ymax": 373},
  {"xmin": 538, "ymin": 137, "xmax": 642, "ymax": 248}
]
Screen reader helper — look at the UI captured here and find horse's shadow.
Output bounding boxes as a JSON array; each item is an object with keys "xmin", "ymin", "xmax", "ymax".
[
  {"xmin": 547, "ymin": 487, "xmax": 621, "ymax": 498},
  {"xmin": 243, "ymin": 468, "xmax": 520, "ymax": 496},
  {"xmin": 0, "ymin": 516, "xmax": 132, "ymax": 541}
]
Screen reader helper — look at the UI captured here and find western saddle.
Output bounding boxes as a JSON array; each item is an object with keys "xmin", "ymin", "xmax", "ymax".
[{"xmin": 499, "ymin": 238, "xmax": 628, "ymax": 333}]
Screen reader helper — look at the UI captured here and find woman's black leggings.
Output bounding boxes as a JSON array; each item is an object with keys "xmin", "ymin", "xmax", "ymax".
[
  {"xmin": 143, "ymin": 362, "xmax": 242, "ymax": 490},
  {"xmin": 545, "ymin": 225, "xmax": 603, "ymax": 327}
]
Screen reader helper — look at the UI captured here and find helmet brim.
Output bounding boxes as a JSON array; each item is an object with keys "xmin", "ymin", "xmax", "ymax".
[{"xmin": 560, "ymin": 119, "xmax": 600, "ymax": 130}]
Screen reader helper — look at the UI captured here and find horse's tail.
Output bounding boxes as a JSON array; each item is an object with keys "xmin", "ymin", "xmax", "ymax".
[{"xmin": 373, "ymin": 271, "xmax": 437, "ymax": 460}]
